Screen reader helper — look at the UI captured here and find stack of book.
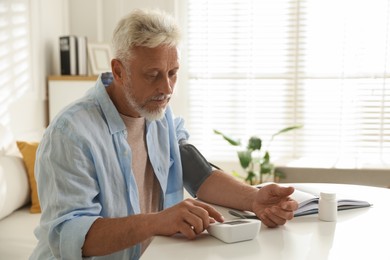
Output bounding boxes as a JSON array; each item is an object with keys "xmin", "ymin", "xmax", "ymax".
[{"xmin": 59, "ymin": 35, "xmax": 88, "ymax": 76}]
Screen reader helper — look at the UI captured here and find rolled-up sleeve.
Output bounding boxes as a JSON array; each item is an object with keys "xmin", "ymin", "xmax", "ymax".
[
  {"xmin": 36, "ymin": 120, "xmax": 103, "ymax": 259},
  {"xmin": 32, "ymin": 74, "xmax": 142, "ymax": 259},
  {"xmin": 60, "ymin": 216, "xmax": 100, "ymax": 259}
]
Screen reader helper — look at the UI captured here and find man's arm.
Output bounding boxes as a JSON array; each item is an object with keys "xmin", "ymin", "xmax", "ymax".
[
  {"xmin": 196, "ymin": 170, "xmax": 298, "ymax": 227},
  {"xmin": 82, "ymin": 199, "xmax": 224, "ymax": 256},
  {"xmin": 196, "ymin": 170, "xmax": 258, "ymax": 211},
  {"xmin": 82, "ymin": 214, "xmax": 153, "ymax": 256}
]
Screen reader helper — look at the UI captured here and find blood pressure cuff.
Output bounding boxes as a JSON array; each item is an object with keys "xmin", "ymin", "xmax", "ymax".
[{"xmin": 179, "ymin": 141, "xmax": 213, "ymax": 197}]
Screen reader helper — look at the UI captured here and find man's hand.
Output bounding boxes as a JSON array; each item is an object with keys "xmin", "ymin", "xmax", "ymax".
[
  {"xmin": 252, "ymin": 183, "xmax": 298, "ymax": 228},
  {"xmin": 151, "ymin": 199, "xmax": 224, "ymax": 239}
]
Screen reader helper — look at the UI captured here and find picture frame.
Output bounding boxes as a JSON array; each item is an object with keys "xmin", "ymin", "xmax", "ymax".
[{"xmin": 87, "ymin": 43, "xmax": 113, "ymax": 75}]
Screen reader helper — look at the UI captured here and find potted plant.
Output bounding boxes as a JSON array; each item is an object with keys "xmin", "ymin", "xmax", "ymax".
[{"xmin": 214, "ymin": 125, "xmax": 302, "ymax": 185}]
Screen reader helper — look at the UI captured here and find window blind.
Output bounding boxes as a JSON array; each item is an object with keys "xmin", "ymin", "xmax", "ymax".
[
  {"xmin": 183, "ymin": 0, "xmax": 390, "ymax": 168},
  {"xmin": 0, "ymin": 0, "xmax": 31, "ymax": 125}
]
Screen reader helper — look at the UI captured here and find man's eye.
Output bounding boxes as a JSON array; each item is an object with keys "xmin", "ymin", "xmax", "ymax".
[
  {"xmin": 169, "ymin": 70, "xmax": 178, "ymax": 77},
  {"xmin": 147, "ymin": 73, "xmax": 158, "ymax": 79}
]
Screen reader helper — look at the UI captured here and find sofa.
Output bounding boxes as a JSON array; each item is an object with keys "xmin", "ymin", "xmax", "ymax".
[{"xmin": 0, "ymin": 125, "xmax": 42, "ymax": 259}]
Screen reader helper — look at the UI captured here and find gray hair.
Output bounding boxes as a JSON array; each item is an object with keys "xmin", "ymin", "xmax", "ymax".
[{"xmin": 112, "ymin": 9, "xmax": 181, "ymax": 62}]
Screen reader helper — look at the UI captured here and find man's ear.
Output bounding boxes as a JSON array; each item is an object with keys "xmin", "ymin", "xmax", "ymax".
[{"xmin": 111, "ymin": 59, "xmax": 123, "ymax": 81}]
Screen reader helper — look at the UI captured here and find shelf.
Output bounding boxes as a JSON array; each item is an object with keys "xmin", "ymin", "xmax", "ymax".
[{"xmin": 48, "ymin": 75, "xmax": 98, "ymax": 81}]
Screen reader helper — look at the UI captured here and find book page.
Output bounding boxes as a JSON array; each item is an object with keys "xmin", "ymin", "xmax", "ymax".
[
  {"xmin": 289, "ymin": 184, "xmax": 321, "ymax": 197},
  {"xmin": 291, "ymin": 189, "xmax": 318, "ymax": 205},
  {"xmin": 290, "ymin": 189, "xmax": 319, "ymax": 216}
]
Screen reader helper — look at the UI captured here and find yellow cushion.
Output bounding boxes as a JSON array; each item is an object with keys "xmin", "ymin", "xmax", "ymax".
[{"xmin": 16, "ymin": 141, "xmax": 41, "ymax": 213}]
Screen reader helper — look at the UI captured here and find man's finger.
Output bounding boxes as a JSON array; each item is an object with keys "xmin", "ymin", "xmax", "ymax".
[
  {"xmin": 259, "ymin": 210, "xmax": 278, "ymax": 228},
  {"xmin": 183, "ymin": 214, "xmax": 204, "ymax": 234},
  {"xmin": 275, "ymin": 185, "xmax": 295, "ymax": 197},
  {"xmin": 192, "ymin": 200, "xmax": 225, "ymax": 223},
  {"xmin": 281, "ymin": 200, "xmax": 299, "ymax": 211},
  {"xmin": 270, "ymin": 206, "xmax": 294, "ymax": 222},
  {"xmin": 179, "ymin": 222, "xmax": 197, "ymax": 239},
  {"xmin": 188, "ymin": 207, "xmax": 211, "ymax": 231}
]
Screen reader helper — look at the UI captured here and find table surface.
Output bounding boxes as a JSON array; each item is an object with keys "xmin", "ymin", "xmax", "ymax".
[{"xmin": 141, "ymin": 183, "xmax": 390, "ymax": 260}]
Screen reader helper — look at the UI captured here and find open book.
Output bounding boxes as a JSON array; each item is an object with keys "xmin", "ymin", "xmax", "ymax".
[
  {"xmin": 229, "ymin": 183, "xmax": 372, "ymax": 218},
  {"xmin": 287, "ymin": 184, "xmax": 372, "ymax": 217}
]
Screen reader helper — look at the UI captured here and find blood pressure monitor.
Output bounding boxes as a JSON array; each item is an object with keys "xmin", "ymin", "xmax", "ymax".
[{"xmin": 207, "ymin": 219, "xmax": 261, "ymax": 243}]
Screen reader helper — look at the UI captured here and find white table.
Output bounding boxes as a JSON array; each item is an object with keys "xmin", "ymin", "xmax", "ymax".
[{"xmin": 141, "ymin": 183, "xmax": 390, "ymax": 260}]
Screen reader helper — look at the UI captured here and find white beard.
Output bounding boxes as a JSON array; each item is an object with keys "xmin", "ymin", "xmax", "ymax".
[{"xmin": 123, "ymin": 86, "xmax": 169, "ymax": 121}]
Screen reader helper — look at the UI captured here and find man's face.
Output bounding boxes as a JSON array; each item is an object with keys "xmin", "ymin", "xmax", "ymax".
[{"xmin": 121, "ymin": 45, "xmax": 179, "ymax": 120}]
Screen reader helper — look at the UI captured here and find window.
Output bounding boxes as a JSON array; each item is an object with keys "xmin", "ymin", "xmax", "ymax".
[
  {"xmin": 0, "ymin": 0, "xmax": 31, "ymax": 125},
  {"xmin": 178, "ymin": 0, "xmax": 390, "ymax": 169}
]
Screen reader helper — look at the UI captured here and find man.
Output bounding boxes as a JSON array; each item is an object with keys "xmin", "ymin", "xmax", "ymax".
[{"xmin": 31, "ymin": 9, "xmax": 298, "ymax": 260}]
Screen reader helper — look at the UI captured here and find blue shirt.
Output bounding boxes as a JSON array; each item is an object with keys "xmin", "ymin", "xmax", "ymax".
[{"xmin": 30, "ymin": 73, "xmax": 189, "ymax": 260}]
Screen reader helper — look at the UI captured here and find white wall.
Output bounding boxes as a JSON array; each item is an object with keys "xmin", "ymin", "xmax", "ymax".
[
  {"xmin": 6, "ymin": 0, "xmax": 175, "ymax": 138},
  {"xmin": 68, "ymin": 0, "xmax": 175, "ymax": 44},
  {"xmin": 6, "ymin": 0, "xmax": 67, "ymax": 138}
]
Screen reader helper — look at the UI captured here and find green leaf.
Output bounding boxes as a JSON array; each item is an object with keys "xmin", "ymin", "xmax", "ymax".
[
  {"xmin": 245, "ymin": 171, "xmax": 256, "ymax": 185},
  {"xmin": 213, "ymin": 129, "xmax": 241, "ymax": 146},
  {"xmin": 270, "ymin": 125, "xmax": 303, "ymax": 141},
  {"xmin": 237, "ymin": 150, "xmax": 252, "ymax": 169},
  {"xmin": 260, "ymin": 161, "xmax": 273, "ymax": 174},
  {"xmin": 247, "ymin": 136, "xmax": 262, "ymax": 150},
  {"xmin": 263, "ymin": 151, "xmax": 270, "ymax": 162}
]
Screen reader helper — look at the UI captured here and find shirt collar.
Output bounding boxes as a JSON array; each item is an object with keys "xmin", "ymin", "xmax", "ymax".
[{"xmin": 95, "ymin": 72, "xmax": 126, "ymax": 135}]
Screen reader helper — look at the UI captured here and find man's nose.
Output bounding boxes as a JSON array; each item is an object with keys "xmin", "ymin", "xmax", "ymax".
[{"xmin": 160, "ymin": 75, "xmax": 173, "ymax": 94}]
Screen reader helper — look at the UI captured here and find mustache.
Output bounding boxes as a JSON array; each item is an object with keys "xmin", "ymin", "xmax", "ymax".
[{"xmin": 149, "ymin": 94, "xmax": 172, "ymax": 102}]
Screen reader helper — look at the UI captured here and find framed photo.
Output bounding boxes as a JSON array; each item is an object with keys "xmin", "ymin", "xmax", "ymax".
[{"xmin": 87, "ymin": 43, "xmax": 113, "ymax": 75}]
